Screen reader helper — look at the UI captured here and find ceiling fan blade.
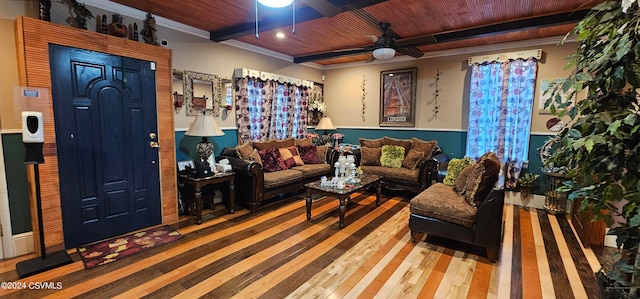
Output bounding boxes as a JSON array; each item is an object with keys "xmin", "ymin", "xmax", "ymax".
[
  {"xmin": 395, "ymin": 46, "xmax": 424, "ymax": 58},
  {"xmin": 364, "ymin": 55, "xmax": 376, "ymax": 63},
  {"xmin": 394, "ymin": 34, "xmax": 436, "ymax": 47},
  {"xmin": 294, "ymin": 46, "xmax": 374, "ymax": 63},
  {"xmin": 299, "ymin": 0, "xmax": 342, "ymax": 18}
]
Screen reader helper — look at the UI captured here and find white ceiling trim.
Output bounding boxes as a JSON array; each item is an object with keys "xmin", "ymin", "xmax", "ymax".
[{"xmin": 323, "ymin": 35, "xmax": 575, "ymax": 70}]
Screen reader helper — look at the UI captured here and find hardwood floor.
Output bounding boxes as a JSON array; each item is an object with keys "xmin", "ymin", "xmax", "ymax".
[{"xmin": 0, "ymin": 191, "xmax": 604, "ymax": 298}]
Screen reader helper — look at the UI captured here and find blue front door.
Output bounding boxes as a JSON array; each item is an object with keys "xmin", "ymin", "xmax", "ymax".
[{"xmin": 49, "ymin": 45, "xmax": 161, "ymax": 248}]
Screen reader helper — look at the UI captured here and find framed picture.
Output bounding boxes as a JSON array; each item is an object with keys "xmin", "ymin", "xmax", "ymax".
[
  {"xmin": 379, "ymin": 68, "xmax": 417, "ymax": 127},
  {"xmin": 539, "ymin": 79, "xmax": 576, "ymax": 114},
  {"xmin": 177, "ymin": 160, "xmax": 195, "ymax": 172}
]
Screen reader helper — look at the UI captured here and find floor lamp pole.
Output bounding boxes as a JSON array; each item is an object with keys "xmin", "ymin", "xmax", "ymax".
[
  {"xmin": 16, "ymin": 163, "xmax": 72, "ymax": 278},
  {"xmin": 34, "ymin": 164, "xmax": 46, "ymax": 259}
]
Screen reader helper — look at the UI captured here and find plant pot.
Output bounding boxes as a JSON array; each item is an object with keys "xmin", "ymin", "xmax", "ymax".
[{"xmin": 520, "ymin": 186, "xmax": 532, "ymax": 207}]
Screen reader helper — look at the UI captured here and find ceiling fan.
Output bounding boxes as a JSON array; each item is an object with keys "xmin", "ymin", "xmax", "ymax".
[{"xmin": 293, "ymin": 22, "xmax": 437, "ymax": 63}]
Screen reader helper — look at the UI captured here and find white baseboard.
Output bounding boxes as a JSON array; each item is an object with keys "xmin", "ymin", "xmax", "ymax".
[
  {"xmin": 504, "ymin": 191, "xmax": 546, "ymax": 210},
  {"xmin": 12, "ymin": 232, "xmax": 34, "ymax": 257}
]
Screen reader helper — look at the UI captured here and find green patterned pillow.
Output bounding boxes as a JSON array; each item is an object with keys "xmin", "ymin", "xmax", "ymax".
[
  {"xmin": 443, "ymin": 157, "xmax": 475, "ymax": 186},
  {"xmin": 380, "ymin": 145, "xmax": 405, "ymax": 168}
]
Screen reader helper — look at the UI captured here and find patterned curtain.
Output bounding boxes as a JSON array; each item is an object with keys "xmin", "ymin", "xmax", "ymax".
[
  {"xmin": 466, "ymin": 58, "xmax": 537, "ymax": 188},
  {"xmin": 235, "ymin": 77, "xmax": 309, "ymax": 142}
]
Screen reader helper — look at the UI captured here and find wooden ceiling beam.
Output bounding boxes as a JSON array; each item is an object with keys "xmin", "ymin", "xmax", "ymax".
[
  {"xmin": 433, "ymin": 10, "xmax": 590, "ymax": 43},
  {"xmin": 209, "ymin": 0, "xmax": 388, "ymax": 42},
  {"xmin": 293, "ymin": 9, "xmax": 591, "ymax": 63}
]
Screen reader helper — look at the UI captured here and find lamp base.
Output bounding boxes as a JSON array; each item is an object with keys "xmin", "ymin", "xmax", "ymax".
[
  {"xmin": 16, "ymin": 251, "xmax": 72, "ymax": 278},
  {"xmin": 196, "ymin": 161, "xmax": 212, "ymax": 177}
]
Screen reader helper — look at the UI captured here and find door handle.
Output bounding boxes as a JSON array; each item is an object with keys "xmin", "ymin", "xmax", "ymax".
[{"xmin": 149, "ymin": 141, "xmax": 159, "ymax": 148}]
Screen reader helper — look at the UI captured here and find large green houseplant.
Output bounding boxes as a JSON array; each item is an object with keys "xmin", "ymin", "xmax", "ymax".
[{"xmin": 544, "ymin": 0, "xmax": 640, "ymax": 294}]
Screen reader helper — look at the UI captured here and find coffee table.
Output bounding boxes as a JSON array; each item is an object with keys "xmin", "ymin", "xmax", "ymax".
[{"xmin": 305, "ymin": 174, "xmax": 381, "ymax": 228}]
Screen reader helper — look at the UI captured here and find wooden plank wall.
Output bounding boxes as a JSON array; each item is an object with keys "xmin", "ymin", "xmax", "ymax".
[{"xmin": 13, "ymin": 16, "xmax": 177, "ymax": 251}]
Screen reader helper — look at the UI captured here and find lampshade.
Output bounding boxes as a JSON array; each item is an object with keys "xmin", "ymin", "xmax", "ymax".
[
  {"xmin": 315, "ymin": 116, "xmax": 336, "ymax": 130},
  {"xmin": 185, "ymin": 114, "xmax": 224, "ymax": 137},
  {"xmin": 373, "ymin": 48, "xmax": 396, "ymax": 60},
  {"xmin": 258, "ymin": 0, "xmax": 293, "ymax": 8}
]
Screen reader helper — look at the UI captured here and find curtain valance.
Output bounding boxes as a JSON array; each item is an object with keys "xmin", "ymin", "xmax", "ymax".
[
  {"xmin": 233, "ymin": 68, "xmax": 314, "ymax": 88},
  {"xmin": 467, "ymin": 49, "xmax": 542, "ymax": 66}
]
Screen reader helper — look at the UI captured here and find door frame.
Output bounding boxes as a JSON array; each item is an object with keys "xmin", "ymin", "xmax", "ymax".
[
  {"xmin": 0, "ymin": 133, "xmax": 11, "ymax": 258},
  {"xmin": 15, "ymin": 16, "xmax": 178, "ymax": 251}
]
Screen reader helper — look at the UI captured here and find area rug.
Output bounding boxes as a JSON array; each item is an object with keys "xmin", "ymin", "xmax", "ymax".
[{"xmin": 77, "ymin": 225, "xmax": 183, "ymax": 269}]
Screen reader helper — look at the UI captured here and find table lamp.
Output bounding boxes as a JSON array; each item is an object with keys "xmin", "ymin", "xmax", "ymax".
[
  {"xmin": 185, "ymin": 113, "xmax": 224, "ymax": 177},
  {"xmin": 315, "ymin": 116, "xmax": 336, "ymax": 145}
]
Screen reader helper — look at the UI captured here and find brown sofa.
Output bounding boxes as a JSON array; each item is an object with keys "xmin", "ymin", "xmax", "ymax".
[
  {"xmin": 219, "ymin": 137, "xmax": 332, "ymax": 213},
  {"xmin": 408, "ymin": 152, "xmax": 504, "ymax": 262},
  {"xmin": 352, "ymin": 137, "xmax": 443, "ymax": 194}
]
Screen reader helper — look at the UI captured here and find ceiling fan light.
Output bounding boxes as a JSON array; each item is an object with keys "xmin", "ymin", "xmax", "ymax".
[
  {"xmin": 258, "ymin": 0, "xmax": 294, "ymax": 8},
  {"xmin": 373, "ymin": 48, "xmax": 396, "ymax": 60}
]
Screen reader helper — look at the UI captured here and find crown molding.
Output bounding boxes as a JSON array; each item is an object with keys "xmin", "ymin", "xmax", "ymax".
[{"xmin": 322, "ymin": 35, "xmax": 575, "ymax": 70}]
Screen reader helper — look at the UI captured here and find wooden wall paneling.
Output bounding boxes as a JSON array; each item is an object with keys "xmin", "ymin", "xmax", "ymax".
[{"xmin": 14, "ymin": 16, "xmax": 177, "ymax": 250}]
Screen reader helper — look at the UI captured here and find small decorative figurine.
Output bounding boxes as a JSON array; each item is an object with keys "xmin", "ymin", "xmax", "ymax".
[{"xmin": 141, "ymin": 12, "xmax": 160, "ymax": 46}]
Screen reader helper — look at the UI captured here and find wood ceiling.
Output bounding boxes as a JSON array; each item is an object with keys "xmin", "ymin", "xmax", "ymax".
[{"xmin": 111, "ymin": 0, "xmax": 605, "ymax": 66}]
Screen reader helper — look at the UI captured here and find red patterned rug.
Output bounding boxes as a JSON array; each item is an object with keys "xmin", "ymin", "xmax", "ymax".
[{"xmin": 77, "ymin": 225, "xmax": 183, "ymax": 269}]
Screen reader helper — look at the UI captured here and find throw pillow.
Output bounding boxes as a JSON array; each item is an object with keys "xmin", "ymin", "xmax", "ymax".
[
  {"xmin": 316, "ymin": 145, "xmax": 328, "ymax": 163},
  {"xmin": 380, "ymin": 145, "xmax": 405, "ymax": 168},
  {"xmin": 453, "ymin": 165, "xmax": 474, "ymax": 194},
  {"xmin": 258, "ymin": 148, "xmax": 287, "ymax": 172},
  {"xmin": 473, "ymin": 152, "xmax": 501, "ymax": 207},
  {"xmin": 402, "ymin": 149, "xmax": 425, "ymax": 170},
  {"xmin": 275, "ymin": 137, "xmax": 295, "ymax": 148},
  {"xmin": 360, "ymin": 146, "xmax": 382, "ymax": 166},
  {"xmin": 278, "ymin": 146, "xmax": 304, "ymax": 168},
  {"xmin": 411, "ymin": 138, "xmax": 438, "ymax": 157},
  {"xmin": 464, "ymin": 153, "xmax": 501, "ymax": 207},
  {"xmin": 253, "ymin": 140, "xmax": 277, "ymax": 151},
  {"xmin": 296, "ymin": 137, "xmax": 313, "ymax": 147},
  {"xmin": 298, "ymin": 144, "xmax": 322, "ymax": 164},
  {"xmin": 249, "ymin": 148, "xmax": 262, "ymax": 165},
  {"xmin": 235, "ymin": 141, "xmax": 254, "ymax": 160},
  {"xmin": 359, "ymin": 138, "xmax": 384, "ymax": 148},
  {"xmin": 382, "ymin": 137, "xmax": 412, "ymax": 157},
  {"xmin": 443, "ymin": 157, "xmax": 475, "ymax": 186}
]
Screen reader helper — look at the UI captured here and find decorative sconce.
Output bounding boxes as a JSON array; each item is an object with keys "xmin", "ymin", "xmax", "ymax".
[{"xmin": 173, "ymin": 91, "xmax": 183, "ymax": 114}]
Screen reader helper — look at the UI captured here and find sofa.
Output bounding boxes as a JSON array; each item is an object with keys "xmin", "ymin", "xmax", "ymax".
[
  {"xmin": 351, "ymin": 137, "xmax": 448, "ymax": 194},
  {"xmin": 219, "ymin": 137, "xmax": 333, "ymax": 213},
  {"xmin": 408, "ymin": 152, "xmax": 504, "ymax": 262}
]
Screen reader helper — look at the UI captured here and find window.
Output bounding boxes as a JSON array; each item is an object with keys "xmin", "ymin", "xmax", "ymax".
[{"xmin": 466, "ymin": 58, "xmax": 538, "ymax": 187}]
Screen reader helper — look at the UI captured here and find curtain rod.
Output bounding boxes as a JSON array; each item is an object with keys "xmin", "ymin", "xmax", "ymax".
[{"xmin": 233, "ymin": 68, "xmax": 315, "ymax": 88}]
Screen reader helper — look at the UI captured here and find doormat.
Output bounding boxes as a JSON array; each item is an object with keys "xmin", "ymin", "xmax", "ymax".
[{"xmin": 77, "ymin": 225, "xmax": 183, "ymax": 269}]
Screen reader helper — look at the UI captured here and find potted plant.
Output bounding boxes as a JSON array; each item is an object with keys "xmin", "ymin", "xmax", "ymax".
[
  {"xmin": 544, "ymin": 0, "xmax": 640, "ymax": 295},
  {"xmin": 517, "ymin": 173, "xmax": 539, "ymax": 207}
]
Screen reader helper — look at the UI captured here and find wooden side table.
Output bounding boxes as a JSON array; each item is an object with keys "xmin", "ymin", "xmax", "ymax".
[{"xmin": 178, "ymin": 171, "xmax": 235, "ymax": 224}]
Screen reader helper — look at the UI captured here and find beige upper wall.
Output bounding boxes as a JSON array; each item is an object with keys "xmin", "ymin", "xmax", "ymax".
[{"xmin": 323, "ymin": 42, "xmax": 578, "ymax": 133}]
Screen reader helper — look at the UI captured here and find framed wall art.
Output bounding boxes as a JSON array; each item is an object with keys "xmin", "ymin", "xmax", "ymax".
[{"xmin": 379, "ymin": 68, "xmax": 416, "ymax": 127}]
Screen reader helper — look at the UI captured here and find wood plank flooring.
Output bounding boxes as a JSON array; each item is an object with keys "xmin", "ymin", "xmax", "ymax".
[{"xmin": 0, "ymin": 191, "xmax": 604, "ymax": 298}]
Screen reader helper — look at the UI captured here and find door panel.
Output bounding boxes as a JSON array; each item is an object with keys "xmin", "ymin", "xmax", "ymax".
[{"xmin": 49, "ymin": 45, "xmax": 161, "ymax": 248}]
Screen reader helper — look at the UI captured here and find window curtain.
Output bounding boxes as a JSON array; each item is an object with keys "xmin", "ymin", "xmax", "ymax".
[
  {"xmin": 235, "ymin": 77, "xmax": 309, "ymax": 142},
  {"xmin": 466, "ymin": 58, "xmax": 537, "ymax": 188}
]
